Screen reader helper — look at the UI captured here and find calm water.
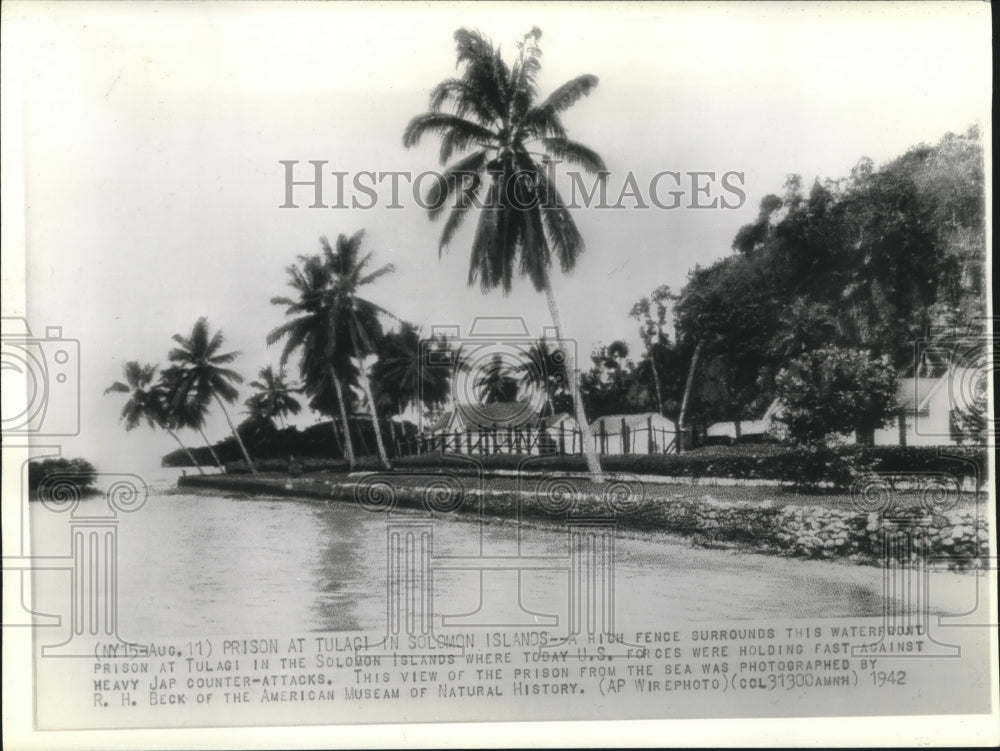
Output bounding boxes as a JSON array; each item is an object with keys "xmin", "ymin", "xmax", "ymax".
[{"xmin": 24, "ymin": 485, "xmax": 940, "ymax": 641}]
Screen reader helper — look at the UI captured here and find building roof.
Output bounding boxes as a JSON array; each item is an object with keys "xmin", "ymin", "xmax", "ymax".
[
  {"xmin": 543, "ymin": 412, "xmax": 578, "ymax": 429},
  {"xmin": 706, "ymin": 398, "xmax": 783, "ymax": 438},
  {"xmin": 429, "ymin": 401, "xmax": 542, "ymax": 433},
  {"xmin": 427, "ymin": 411, "xmax": 454, "ymax": 433}
]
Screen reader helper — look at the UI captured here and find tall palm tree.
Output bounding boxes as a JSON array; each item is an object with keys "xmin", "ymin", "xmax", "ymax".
[
  {"xmin": 269, "ymin": 252, "xmax": 359, "ymax": 469},
  {"xmin": 160, "ymin": 364, "xmax": 224, "ymax": 471},
  {"xmin": 168, "ymin": 318, "xmax": 256, "ymax": 475},
  {"xmin": 104, "ymin": 361, "xmax": 205, "ymax": 474},
  {"xmin": 404, "ymin": 27, "xmax": 604, "ymax": 475},
  {"xmin": 246, "ymin": 365, "xmax": 302, "ymax": 428},
  {"xmin": 326, "ymin": 231, "xmax": 396, "ymax": 469}
]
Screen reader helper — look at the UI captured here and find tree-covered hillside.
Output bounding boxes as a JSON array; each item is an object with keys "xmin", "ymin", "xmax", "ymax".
[{"xmin": 630, "ymin": 126, "xmax": 985, "ymax": 443}]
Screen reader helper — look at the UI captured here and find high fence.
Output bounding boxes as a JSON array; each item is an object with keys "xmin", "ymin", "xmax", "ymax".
[
  {"xmin": 396, "ymin": 416, "xmax": 677, "ymax": 457},
  {"xmin": 591, "ymin": 419, "xmax": 678, "ymax": 455}
]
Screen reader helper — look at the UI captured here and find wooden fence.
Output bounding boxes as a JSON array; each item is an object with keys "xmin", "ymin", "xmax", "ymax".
[
  {"xmin": 398, "ymin": 416, "xmax": 676, "ymax": 457},
  {"xmin": 592, "ymin": 419, "xmax": 677, "ymax": 455}
]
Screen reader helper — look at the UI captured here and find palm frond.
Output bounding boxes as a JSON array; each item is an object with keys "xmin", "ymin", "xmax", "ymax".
[
  {"xmin": 541, "ymin": 137, "xmax": 607, "ymax": 173},
  {"xmin": 425, "ymin": 150, "xmax": 488, "ymax": 220},
  {"xmin": 519, "ymin": 197, "xmax": 550, "ymax": 291},
  {"xmin": 104, "ymin": 381, "xmax": 130, "ymax": 395},
  {"xmin": 468, "ymin": 174, "xmax": 505, "ymax": 292},
  {"xmin": 429, "ymin": 77, "xmax": 502, "ymax": 124},
  {"xmin": 439, "ymin": 186, "xmax": 478, "ymax": 253},
  {"xmin": 207, "ymin": 349, "xmax": 241, "ymax": 365},
  {"xmin": 403, "ymin": 113, "xmax": 498, "ymax": 158},
  {"xmin": 266, "ymin": 316, "xmax": 307, "ymax": 347},
  {"xmin": 538, "ymin": 74, "xmax": 598, "ymax": 115},
  {"xmin": 536, "ymin": 168, "xmax": 585, "ymax": 273},
  {"xmin": 358, "ymin": 262, "xmax": 396, "ymax": 288}
]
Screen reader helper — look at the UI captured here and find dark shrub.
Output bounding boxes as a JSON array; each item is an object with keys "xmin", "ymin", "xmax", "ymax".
[
  {"xmin": 357, "ymin": 445, "xmax": 987, "ymax": 489},
  {"xmin": 28, "ymin": 458, "xmax": 98, "ymax": 497}
]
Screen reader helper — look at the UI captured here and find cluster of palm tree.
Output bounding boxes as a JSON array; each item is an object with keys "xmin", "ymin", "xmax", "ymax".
[
  {"xmin": 370, "ymin": 322, "xmax": 451, "ymax": 439},
  {"xmin": 107, "ymin": 239, "xmax": 452, "ymax": 474},
  {"xmin": 105, "ymin": 318, "xmax": 258, "ymax": 475},
  {"xmin": 268, "ymin": 230, "xmax": 400, "ymax": 470},
  {"xmin": 108, "ymin": 27, "xmax": 608, "ymax": 480},
  {"xmin": 244, "ymin": 365, "xmax": 302, "ymax": 428}
]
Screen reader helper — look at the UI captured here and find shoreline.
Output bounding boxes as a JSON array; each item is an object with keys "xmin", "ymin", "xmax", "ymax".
[{"xmin": 177, "ymin": 473, "xmax": 989, "ymax": 568}]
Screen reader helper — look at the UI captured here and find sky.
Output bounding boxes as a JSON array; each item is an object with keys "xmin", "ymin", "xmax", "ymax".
[{"xmin": 1, "ymin": 1, "xmax": 991, "ymax": 480}]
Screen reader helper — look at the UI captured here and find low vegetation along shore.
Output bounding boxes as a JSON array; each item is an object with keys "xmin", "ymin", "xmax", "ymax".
[{"xmin": 178, "ymin": 470, "xmax": 988, "ymax": 569}]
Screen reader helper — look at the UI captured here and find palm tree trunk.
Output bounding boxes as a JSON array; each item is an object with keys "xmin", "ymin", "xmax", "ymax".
[
  {"xmin": 542, "ymin": 277, "xmax": 601, "ymax": 479},
  {"xmin": 196, "ymin": 426, "xmax": 225, "ymax": 470},
  {"xmin": 387, "ymin": 412, "xmax": 398, "ymax": 458},
  {"xmin": 329, "ymin": 414, "xmax": 344, "ymax": 455},
  {"xmin": 349, "ymin": 324, "xmax": 390, "ymax": 469},
  {"xmin": 678, "ymin": 339, "xmax": 703, "ymax": 454},
  {"xmin": 166, "ymin": 429, "xmax": 205, "ymax": 475},
  {"xmin": 414, "ymin": 384, "xmax": 424, "ymax": 454},
  {"xmin": 213, "ymin": 394, "xmax": 257, "ymax": 475},
  {"xmin": 330, "ymin": 372, "xmax": 355, "ymax": 470},
  {"xmin": 649, "ymin": 345, "xmax": 665, "ymax": 415}
]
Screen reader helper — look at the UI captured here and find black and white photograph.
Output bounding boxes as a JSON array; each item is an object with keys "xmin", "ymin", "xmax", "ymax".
[{"xmin": 1, "ymin": 1, "xmax": 996, "ymax": 747}]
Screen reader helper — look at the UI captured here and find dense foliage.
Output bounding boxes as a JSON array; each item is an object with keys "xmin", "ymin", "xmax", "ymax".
[
  {"xmin": 587, "ymin": 127, "xmax": 985, "ymax": 445},
  {"xmin": 28, "ymin": 458, "xmax": 98, "ymax": 497},
  {"xmin": 774, "ymin": 346, "xmax": 897, "ymax": 444}
]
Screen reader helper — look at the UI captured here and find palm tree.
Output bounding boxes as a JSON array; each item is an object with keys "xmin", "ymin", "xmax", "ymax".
[
  {"xmin": 246, "ymin": 365, "xmax": 302, "ymax": 428},
  {"xmin": 404, "ymin": 26, "xmax": 604, "ymax": 476},
  {"xmin": 269, "ymin": 252, "xmax": 359, "ymax": 469},
  {"xmin": 371, "ymin": 322, "xmax": 451, "ymax": 440},
  {"xmin": 168, "ymin": 318, "xmax": 256, "ymax": 475},
  {"xmin": 326, "ymin": 231, "xmax": 396, "ymax": 469},
  {"xmin": 630, "ymin": 285, "xmax": 675, "ymax": 417},
  {"xmin": 159, "ymin": 364, "xmax": 224, "ymax": 471},
  {"xmin": 104, "ymin": 361, "xmax": 205, "ymax": 474},
  {"xmin": 472, "ymin": 353, "xmax": 521, "ymax": 404},
  {"xmin": 518, "ymin": 338, "xmax": 570, "ymax": 417}
]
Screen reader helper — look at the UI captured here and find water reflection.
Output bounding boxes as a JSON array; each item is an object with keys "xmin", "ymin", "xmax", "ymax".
[{"xmin": 29, "ymin": 491, "xmax": 918, "ymax": 641}]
